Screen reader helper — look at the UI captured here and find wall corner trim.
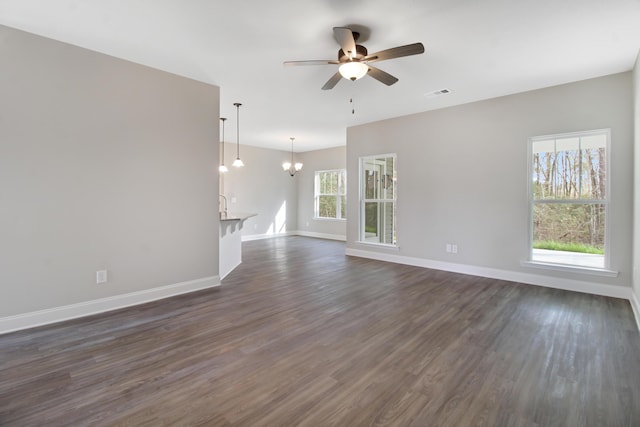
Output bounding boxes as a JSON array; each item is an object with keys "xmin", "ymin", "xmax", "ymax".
[
  {"xmin": 630, "ymin": 290, "xmax": 640, "ymax": 333},
  {"xmin": 0, "ymin": 276, "xmax": 220, "ymax": 335}
]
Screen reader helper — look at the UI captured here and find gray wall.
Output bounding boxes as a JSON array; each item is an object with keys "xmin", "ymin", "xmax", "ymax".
[
  {"xmin": 297, "ymin": 146, "xmax": 347, "ymax": 239},
  {"xmin": 221, "ymin": 144, "xmax": 298, "ymax": 238},
  {"xmin": 347, "ymin": 72, "xmax": 633, "ymax": 289},
  {"xmin": 634, "ymin": 53, "xmax": 640, "ymax": 301},
  {"xmin": 0, "ymin": 25, "xmax": 219, "ymax": 317}
]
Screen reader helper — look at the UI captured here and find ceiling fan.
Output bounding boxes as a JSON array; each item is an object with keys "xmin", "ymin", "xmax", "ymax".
[{"xmin": 284, "ymin": 27, "xmax": 425, "ymax": 90}]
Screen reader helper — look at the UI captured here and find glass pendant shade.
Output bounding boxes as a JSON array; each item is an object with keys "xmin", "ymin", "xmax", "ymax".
[{"xmin": 339, "ymin": 62, "xmax": 368, "ymax": 81}]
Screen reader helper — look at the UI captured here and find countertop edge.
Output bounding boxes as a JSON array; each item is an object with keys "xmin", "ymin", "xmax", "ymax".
[{"xmin": 220, "ymin": 212, "xmax": 257, "ymax": 222}]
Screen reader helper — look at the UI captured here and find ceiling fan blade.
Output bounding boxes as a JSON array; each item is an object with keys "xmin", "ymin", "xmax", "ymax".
[
  {"xmin": 333, "ymin": 27, "xmax": 356, "ymax": 58},
  {"xmin": 321, "ymin": 72, "xmax": 342, "ymax": 90},
  {"xmin": 284, "ymin": 60, "xmax": 339, "ymax": 66},
  {"xmin": 366, "ymin": 66, "xmax": 399, "ymax": 86},
  {"xmin": 364, "ymin": 42, "xmax": 425, "ymax": 63}
]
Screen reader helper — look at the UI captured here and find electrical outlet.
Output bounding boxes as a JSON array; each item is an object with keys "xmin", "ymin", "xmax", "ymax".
[
  {"xmin": 231, "ymin": 197, "xmax": 237, "ymax": 203},
  {"xmin": 452, "ymin": 244, "xmax": 458, "ymax": 254},
  {"xmin": 96, "ymin": 270, "xmax": 108, "ymax": 284},
  {"xmin": 446, "ymin": 244, "xmax": 452, "ymax": 253}
]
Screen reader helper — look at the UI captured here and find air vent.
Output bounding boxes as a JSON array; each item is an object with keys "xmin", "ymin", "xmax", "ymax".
[{"xmin": 425, "ymin": 88, "xmax": 451, "ymax": 98}]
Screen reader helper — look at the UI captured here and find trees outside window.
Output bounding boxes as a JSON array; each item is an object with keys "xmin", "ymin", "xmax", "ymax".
[
  {"xmin": 360, "ymin": 154, "xmax": 396, "ymax": 246},
  {"xmin": 530, "ymin": 130, "xmax": 609, "ymax": 268},
  {"xmin": 314, "ymin": 170, "xmax": 346, "ymax": 219}
]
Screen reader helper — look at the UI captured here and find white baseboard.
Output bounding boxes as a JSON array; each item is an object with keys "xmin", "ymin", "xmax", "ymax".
[
  {"xmin": 295, "ymin": 231, "xmax": 347, "ymax": 241},
  {"xmin": 630, "ymin": 291, "xmax": 640, "ymax": 333},
  {"xmin": 0, "ymin": 276, "xmax": 220, "ymax": 335},
  {"xmin": 241, "ymin": 231, "xmax": 296, "ymax": 242},
  {"xmin": 345, "ymin": 248, "xmax": 633, "ymax": 301},
  {"xmin": 220, "ymin": 260, "xmax": 241, "ymax": 280},
  {"xmin": 242, "ymin": 231, "xmax": 347, "ymax": 242},
  {"xmin": 7, "ymin": 242, "xmax": 631, "ymax": 334}
]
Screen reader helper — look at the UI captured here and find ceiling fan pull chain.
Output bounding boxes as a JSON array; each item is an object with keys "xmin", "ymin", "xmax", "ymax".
[{"xmin": 350, "ymin": 97, "xmax": 355, "ymax": 115}]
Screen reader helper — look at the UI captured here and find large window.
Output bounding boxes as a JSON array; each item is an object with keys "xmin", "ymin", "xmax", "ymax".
[
  {"xmin": 314, "ymin": 169, "xmax": 346, "ymax": 219},
  {"xmin": 529, "ymin": 129, "xmax": 609, "ymax": 269},
  {"xmin": 360, "ymin": 154, "xmax": 396, "ymax": 246}
]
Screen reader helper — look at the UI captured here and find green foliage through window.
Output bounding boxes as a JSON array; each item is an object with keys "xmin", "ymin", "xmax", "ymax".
[
  {"xmin": 360, "ymin": 155, "xmax": 397, "ymax": 246},
  {"xmin": 314, "ymin": 170, "xmax": 346, "ymax": 219},
  {"xmin": 530, "ymin": 130, "xmax": 608, "ymax": 268}
]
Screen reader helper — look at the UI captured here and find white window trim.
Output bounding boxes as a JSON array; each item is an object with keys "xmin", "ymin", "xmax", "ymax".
[
  {"xmin": 358, "ymin": 153, "xmax": 397, "ymax": 247},
  {"xmin": 526, "ymin": 128, "xmax": 614, "ymax": 274},
  {"xmin": 314, "ymin": 169, "xmax": 346, "ymax": 220},
  {"xmin": 355, "ymin": 240, "xmax": 400, "ymax": 250},
  {"xmin": 520, "ymin": 260, "xmax": 618, "ymax": 277}
]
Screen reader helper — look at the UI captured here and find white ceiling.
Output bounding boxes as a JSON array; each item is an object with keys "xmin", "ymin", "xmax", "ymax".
[{"xmin": 1, "ymin": 0, "xmax": 639, "ymax": 152}]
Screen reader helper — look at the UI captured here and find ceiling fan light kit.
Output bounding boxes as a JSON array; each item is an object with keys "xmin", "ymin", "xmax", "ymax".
[
  {"xmin": 284, "ymin": 26, "xmax": 424, "ymax": 90},
  {"xmin": 339, "ymin": 62, "xmax": 368, "ymax": 81}
]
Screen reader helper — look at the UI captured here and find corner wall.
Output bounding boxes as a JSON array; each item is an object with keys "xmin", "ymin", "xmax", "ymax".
[
  {"xmin": 220, "ymin": 144, "xmax": 347, "ymax": 242},
  {"xmin": 221, "ymin": 144, "xmax": 298, "ymax": 240},
  {"xmin": 633, "ymin": 51, "xmax": 640, "ymax": 326},
  {"xmin": 296, "ymin": 146, "xmax": 347, "ymax": 240},
  {"xmin": 0, "ymin": 26, "xmax": 219, "ymax": 331},
  {"xmin": 347, "ymin": 73, "xmax": 634, "ymax": 296}
]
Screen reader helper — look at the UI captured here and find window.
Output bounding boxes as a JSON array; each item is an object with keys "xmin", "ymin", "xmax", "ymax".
[
  {"xmin": 529, "ymin": 129, "xmax": 609, "ymax": 269},
  {"xmin": 314, "ymin": 169, "xmax": 346, "ymax": 219},
  {"xmin": 360, "ymin": 154, "xmax": 397, "ymax": 246}
]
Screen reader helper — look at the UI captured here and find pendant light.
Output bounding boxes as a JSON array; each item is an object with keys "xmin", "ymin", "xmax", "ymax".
[
  {"xmin": 232, "ymin": 102, "xmax": 244, "ymax": 167},
  {"xmin": 218, "ymin": 117, "xmax": 228, "ymax": 173},
  {"xmin": 283, "ymin": 137, "xmax": 303, "ymax": 176}
]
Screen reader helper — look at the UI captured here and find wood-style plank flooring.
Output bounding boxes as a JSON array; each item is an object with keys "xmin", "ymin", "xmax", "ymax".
[{"xmin": 1, "ymin": 236, "xmax": 639, "ymax": 426}]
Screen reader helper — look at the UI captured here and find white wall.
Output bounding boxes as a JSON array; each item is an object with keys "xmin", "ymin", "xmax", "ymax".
[
  {"xmin": 220, "ymin": 143, "xmax": 347, "ymax": 241},
  {"xmin": 221, "ymin": 144, "xmax": 298, "ymax": 239},
  {"xmin": 0, "ymin": 26, "xmax": 219, "ymax": 324},
  {"xmin": 296, "ymin": 146, "xmax": 347, "ymax": 240},
  {"xmin": 347, "ymin": 73, "xmax": 633, "ymax": 292}
]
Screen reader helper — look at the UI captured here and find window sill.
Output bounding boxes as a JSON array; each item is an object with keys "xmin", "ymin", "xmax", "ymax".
[
  {"xmin": 520, "ymin": 260, "xmax": 618, "ymax": 278},
  {"xmin": 313, "ymin": 217, "xmax": 346, "ymax": 222},
  {"xmin": 356, "ymin": 241, "xmax": 399, "ymax": 251}
]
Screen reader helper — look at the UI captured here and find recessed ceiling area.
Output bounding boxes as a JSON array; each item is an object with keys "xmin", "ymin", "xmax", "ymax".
[{"xmin": 1, "ymin": 0, "xmax": 639, "ymax": 152}]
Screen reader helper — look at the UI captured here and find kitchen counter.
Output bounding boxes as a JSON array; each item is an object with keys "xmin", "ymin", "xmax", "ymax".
[
  {"xmin": 219, "ymin": 212, "xmax": 256, "ymax": 280},
  {"xmin": 220, "ymin": 212, "xmax": 257, "ymax": 222}
]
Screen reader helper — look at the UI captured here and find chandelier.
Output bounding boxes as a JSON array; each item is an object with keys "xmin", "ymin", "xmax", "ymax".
[{"xmin": 282, "ymin": 137, "xmax": 303, "ymax": 176}]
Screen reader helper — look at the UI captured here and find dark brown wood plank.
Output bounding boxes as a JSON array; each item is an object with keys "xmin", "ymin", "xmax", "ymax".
[{"xmin": 1, "ymin": 236, "xmax": 638, "ymax": 426}]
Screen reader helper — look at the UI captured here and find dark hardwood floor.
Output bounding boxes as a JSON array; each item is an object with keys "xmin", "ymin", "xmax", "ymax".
[{"xmin": 1, "ymin": 236, "xmax": 639, "ymax": 426}]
